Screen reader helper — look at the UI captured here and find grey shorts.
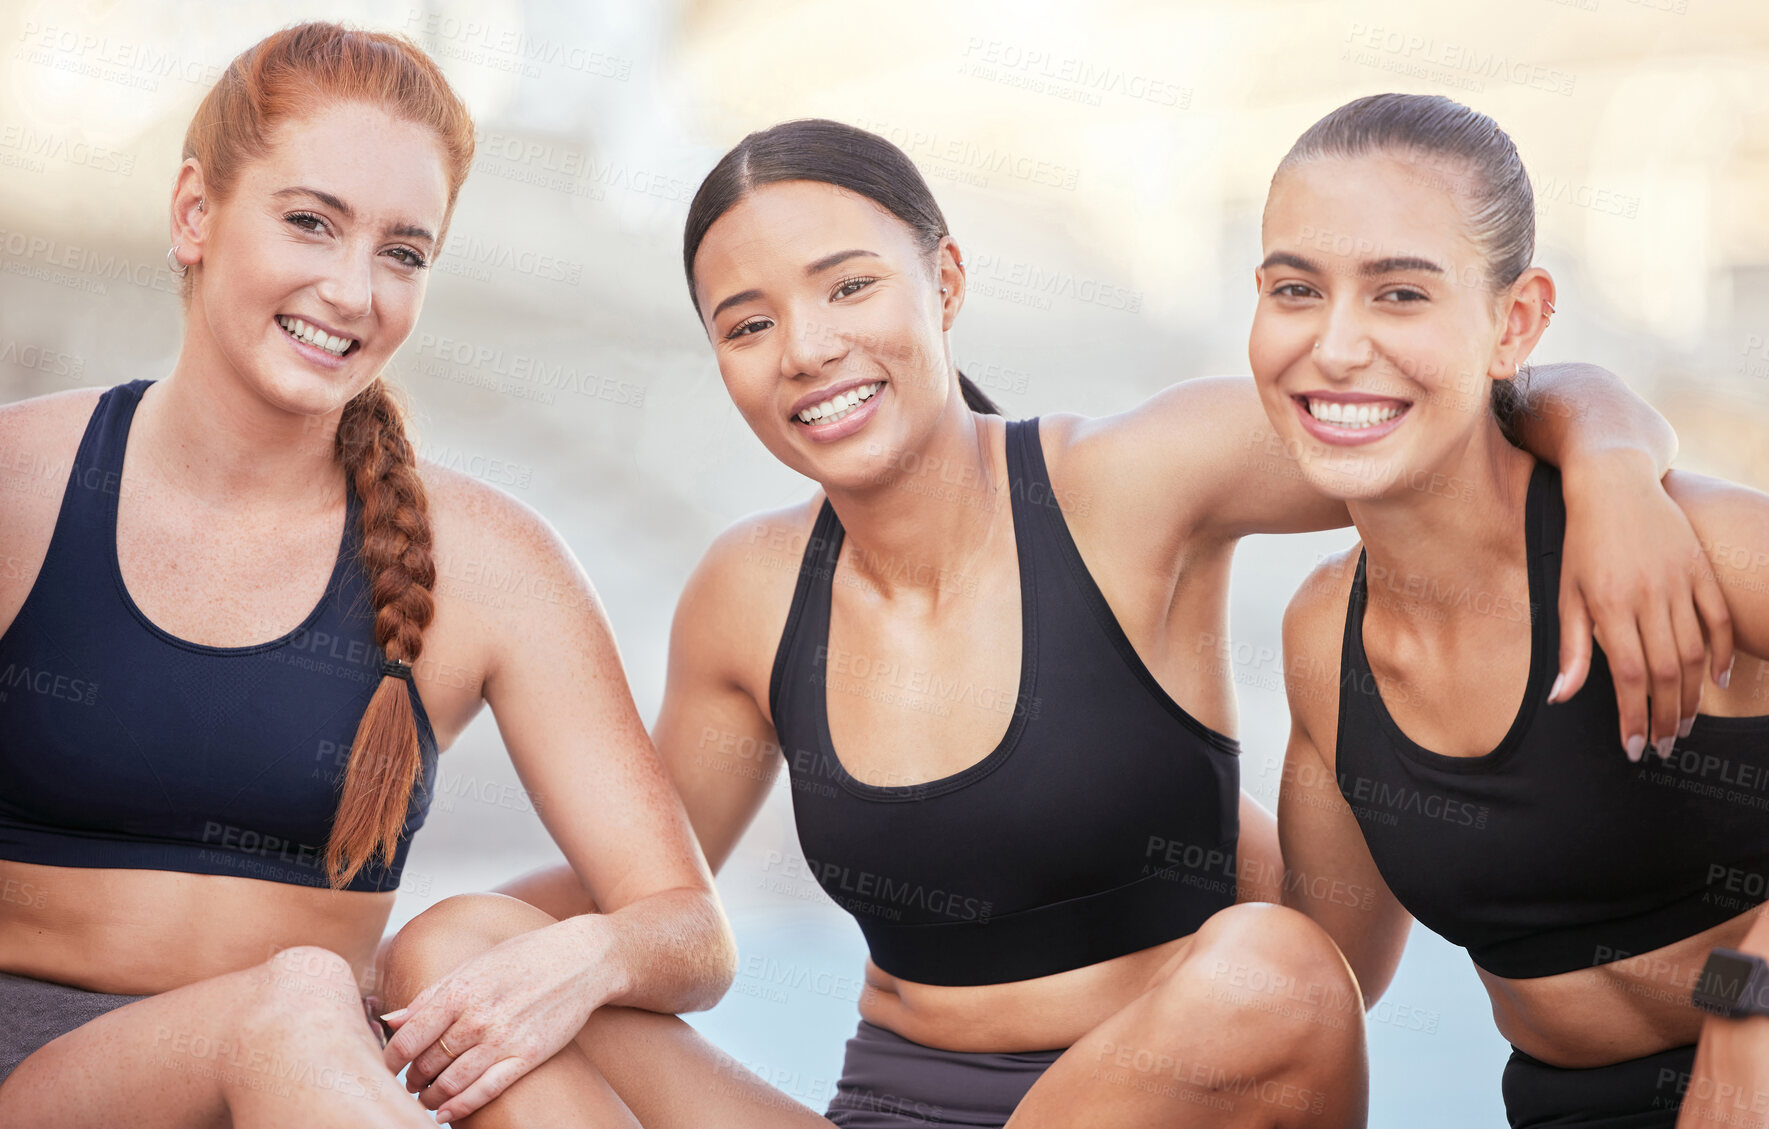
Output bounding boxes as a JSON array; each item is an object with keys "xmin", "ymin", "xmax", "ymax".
[
  {"xmin": 0, "ymin": 967, "xmax": 392, "ymax": 1094},
  {"xmin": 0, "ymin": 969, "xmax": 151, "ymax": 1089},
  {"xmin": 825, "ymin": 1019, "xmax": 1064, "ymax": 1128}
]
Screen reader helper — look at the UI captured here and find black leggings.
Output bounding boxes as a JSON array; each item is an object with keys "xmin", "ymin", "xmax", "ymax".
[{"xmin": 1502, "ymin": 1044, "xmax": 1696, "ymax": 1128}]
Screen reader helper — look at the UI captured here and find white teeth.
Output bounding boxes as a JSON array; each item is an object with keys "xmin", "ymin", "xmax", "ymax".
[
  {"xmin": 796, "ymin": 382, "xmax": 881, "ymax": 425},
  {"xmin": 1307, "ymin": 398, "xmax": 1404, "ymax": 429},
  {"xmin": 276, "ymin": 316, "xmax": 354, "ymax": 357}
]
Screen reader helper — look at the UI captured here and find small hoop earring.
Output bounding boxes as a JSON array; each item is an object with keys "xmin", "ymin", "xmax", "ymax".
[{"xmin": 166, "ymin": 244, "xmax": 187, "ymax": 276}]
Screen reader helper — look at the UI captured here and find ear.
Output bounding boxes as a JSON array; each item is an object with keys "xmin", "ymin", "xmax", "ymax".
[
  {"xmin": 935, "ymin": 235, "xmax": 965, "ymax": 330},
  {"xmin": 170, "ymin": 158, "xmax": 208, "ymax": 272},
  {"xmin": 1489, "ymin": 267, "xmax": 1555, "ymax": 382}
]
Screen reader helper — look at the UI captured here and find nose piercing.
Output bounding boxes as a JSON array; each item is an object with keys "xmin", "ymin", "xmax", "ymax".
[
  {"xmin": 1312, "ymin": 341, "xmax": 1320, "ymax": 351},
  {"xmin": 166, "ymin": 244, "xmax": 187, "ymax": 276}
]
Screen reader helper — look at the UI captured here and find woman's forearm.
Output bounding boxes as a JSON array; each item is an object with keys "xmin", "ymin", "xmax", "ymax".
[
  {"xmin": 1513, "ymin": 361, "xmax": 1676, "ymax": 476},
  {"xmin": 561, "ymin": 887, "xmax": 738, "ymax": 1015}
]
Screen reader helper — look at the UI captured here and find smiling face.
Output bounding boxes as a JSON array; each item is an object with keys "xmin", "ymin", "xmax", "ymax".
[
  {"xmin": 691, "ymin": 179, "xmax": 961, "ymax": 489},
  {"xmin": 1250, "ymin": 153, "xmax": 1546, "ymax": 501},
  {"xmin": 181, "ymin": 101, "xmax": 451, "ymax": 417}
]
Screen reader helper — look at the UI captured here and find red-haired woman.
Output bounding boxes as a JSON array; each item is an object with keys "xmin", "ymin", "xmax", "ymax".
[{"xmin": 0, "ymin": 23, "xmax": 732, "ymax": 1127}]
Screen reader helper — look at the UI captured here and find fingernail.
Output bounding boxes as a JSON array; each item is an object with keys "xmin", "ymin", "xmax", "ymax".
[
  {"xmin": 437, "ymin": 1114, "xmax": 452, "ymax": 1125},
  {"xmin": 1626, "ymin": 735, "xmax": 1646, "ymax": 762},
  {"xmin": 1678, "ymin": 717, "xmax": 1695, "ymax": 739},
  {"xmin": 1655, "ymin": 736, "xmax": 1676, "ymax": 760},
  {"xmin": 379, "ymin": 1008, "xmax": 406, "ymax": 1022},
  {"xmin": 1720, "ymin": 663, "xmax": 1733, "ymax": 690},
  {"xmin": 1547, "ymin": 673, "xmax": 1567, "ymax": 703}
]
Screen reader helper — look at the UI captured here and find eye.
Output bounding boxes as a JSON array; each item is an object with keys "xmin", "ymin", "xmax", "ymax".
[
  {"xmin": 1378, "ymin": 286, "xmax": 1429, "ymax": 303},
  {"xmin": 285, "ymin": 211, "xmax": 327, "ymax": 234},
  {"xmin": 725, "ymin": 317, "xmax": 773, "ymax": 341},
  {"xmin": 1268, "ymin": 282, "xmax": 1318, "ymax": 299},
  {"xmin": 386, "ymin": 246, "xmax": 429, "ymax": 270},
  {"xmin": 832, "ymin": 276, "xmax": 877, "ymax": 300}
]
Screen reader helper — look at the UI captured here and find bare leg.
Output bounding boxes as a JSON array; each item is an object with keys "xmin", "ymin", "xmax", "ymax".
[
  {"xmin": 384, "ymin": 896, "xmax": 1365, "ymax": 1128},
  {"xmin": 1006, "ymin": 903, "xmax": 1367, "ymax": 1128},
  {"xmin": 492, "ymin": 862, "xmax": 598, "ymax": 919},
  {"xmin": 378, "ymin": 893, "xmax": 832, "ymax": 1128},
  {"xmin": 0, "ymin": 946, "xmax": 431, "ymax": 1129}
]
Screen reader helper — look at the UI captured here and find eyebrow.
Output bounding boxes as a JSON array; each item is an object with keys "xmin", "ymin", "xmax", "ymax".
[
  {"xmin": 1259, "ymin": 251, "xmax": 1444, "ymax": 276},
  {"xmin": 272, "ymin": 186, "xmax": 435, "ymax": 244},
  {"xmin": 709, "ymin": 248, "xmax": 883, "ymax": 322}
]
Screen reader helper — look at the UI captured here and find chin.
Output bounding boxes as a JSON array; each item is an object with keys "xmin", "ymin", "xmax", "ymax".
[
  {"xmin": 248, "ymin": 363, "xmax": 375, "ymax": 418},
  {"xmin": 1291, "ymin": 445, "xmax": 1407, "ymax": 504}
]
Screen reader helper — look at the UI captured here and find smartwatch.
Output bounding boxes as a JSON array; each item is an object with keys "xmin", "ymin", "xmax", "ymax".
[{"xmin": 1691, "ymin": 948, "xmax": 1769, "ymax": 1019}]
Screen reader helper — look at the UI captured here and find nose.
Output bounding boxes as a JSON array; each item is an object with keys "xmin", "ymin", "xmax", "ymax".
[
  {"xmin": 1312, "ymin": 297, "xmax": 1376, "ymax": 380},
  {"xmin": 314, "ymin": 243, "xmax": 374, "ymax": 322},
  {"xmin": 777, "ymin": 307, "xmax": 847, "ymax": 381}
]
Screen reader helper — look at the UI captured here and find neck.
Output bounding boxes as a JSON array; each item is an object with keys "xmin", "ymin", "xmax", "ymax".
[
  {"xmin": 821, "ymin": 397, "xmax": 1009, "ymax": 605},
  {"xmin": 1347, "ymin": 422, "xmax": 1537, "ymax": 623},
  {"xmin": 136, "ymin": 317, "xmax": 351, "ymax": 510}
]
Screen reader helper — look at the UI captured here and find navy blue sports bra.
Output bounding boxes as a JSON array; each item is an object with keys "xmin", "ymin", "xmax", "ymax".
[
  {"xmin": 0, "ymin": 380, "xmax": 437, "ymax": 892},
  {"xmin": 770, "ymin": 417, "xmax": 1241, "ymax": 986}
]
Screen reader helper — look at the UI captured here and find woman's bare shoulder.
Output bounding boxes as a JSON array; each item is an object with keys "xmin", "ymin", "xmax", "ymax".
[{"xmin": 0, "ymin": 387, "xmax": 111, "ymax": 626}]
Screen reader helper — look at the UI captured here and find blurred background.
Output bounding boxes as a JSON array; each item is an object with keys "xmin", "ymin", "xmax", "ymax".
[{"xmin": 3, "ymin": 0, "xmax": 1765, "ymax": 1122}]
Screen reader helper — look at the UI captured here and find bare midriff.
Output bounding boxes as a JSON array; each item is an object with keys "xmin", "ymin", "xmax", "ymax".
[
  {"xmin": 1477, "ymin": 906, "xmax": 1757, "ymax": 1068},
  {"xmin": 0, "ymin": 859, "xmax": 391, "ymax": 997}
]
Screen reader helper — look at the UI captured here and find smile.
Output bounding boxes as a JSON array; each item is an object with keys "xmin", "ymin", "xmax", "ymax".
[
  {"xmin": 1303, "ymin": 397, "xmax": 1408, "ymax": 429},
  {"xmin": 276, "ymin": 315, "xmax": 358, "ymax": 358},
  {"xmin": 795, "ymin": 382, "xmax": 880, "ymax": 425}
]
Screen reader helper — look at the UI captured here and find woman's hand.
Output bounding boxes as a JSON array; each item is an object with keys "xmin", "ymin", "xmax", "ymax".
[
  {"xmin": 380, "ymin": 914, "xmax": 618, "ymax": 1122},
  {"xmin": 1677, "ymin": 1013, "xmax": 1769, "ymax": 1129},
  {"xmin": 1555, "ymin": 449, "xmax": 1734, "ymax": 761}
]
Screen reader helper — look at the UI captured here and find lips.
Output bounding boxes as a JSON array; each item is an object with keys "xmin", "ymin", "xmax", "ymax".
[
  {"xmin": 793, "ymin": 381, "xmax": 881, "ymax": 426},
  {"xmin": 789, "ymin": 380, "xmax": 887, "ymax": 443},
  {"xmin": 1294, "ymin": 392, "xmax": 1412, "ymax": 445},
  {"xmin": 275, "ymin": 315, "xmax": 358, "ymax": 358}
]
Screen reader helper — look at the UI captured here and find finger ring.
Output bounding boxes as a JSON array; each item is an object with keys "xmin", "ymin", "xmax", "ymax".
[{"xmin": 439, "ymin": 1037, "xmax": 457, "ymax": 1058}]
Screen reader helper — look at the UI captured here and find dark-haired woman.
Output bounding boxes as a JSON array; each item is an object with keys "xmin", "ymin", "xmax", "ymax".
[
  {"xmin": 383, "ymin": 119, "xmax": 1732, "ymax": 1126},
  {"xmin": 0, "ymin": 24, "xmax": 734, "ymax": 1128},
  {"xmin": 1263, "ymin": 94, "xmax": 1769, "ymax": 1128}
]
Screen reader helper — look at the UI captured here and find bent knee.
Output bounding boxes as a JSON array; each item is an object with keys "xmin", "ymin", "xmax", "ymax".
[
  {"xmin": 1163, "ymin": 904, "xmax": 1361, "ymax": 1021},
  {"xmin": 241, "ymin": 945, "xmax": 364, "ymax": 1029},
  {"xmin": 379, "ymin": 893, "xmax": 558, "ymax": 1006}
]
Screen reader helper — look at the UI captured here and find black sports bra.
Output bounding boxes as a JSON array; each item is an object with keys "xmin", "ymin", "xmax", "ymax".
[
  {"xmin": 1336, "ymin": 460, "xmax": 1769, "ymax": 979},
  {"xmin": 769, "ymin": 417, "xmax": 1241, "ymax": 986}
]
